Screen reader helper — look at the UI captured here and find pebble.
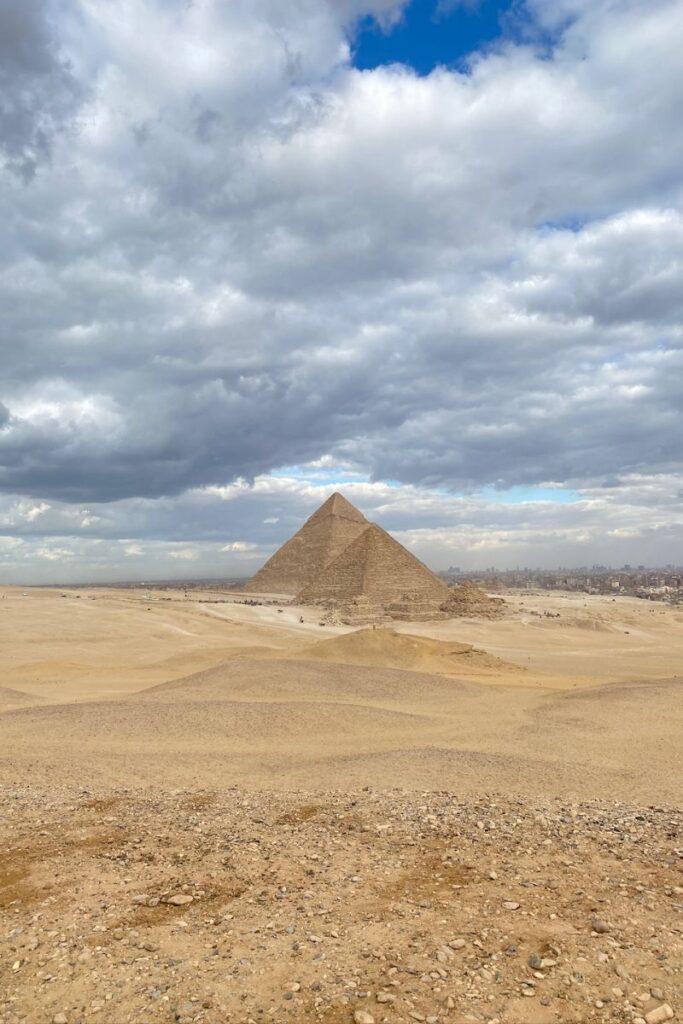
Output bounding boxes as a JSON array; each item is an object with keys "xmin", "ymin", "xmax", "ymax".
[
  {"xmin": 591, "ymin": 918, "xmax": 611, "ymax": 934},
  {"xmin": 644, "ymin": 1007, "xmax": 674, "ymax": 1024},
  {"xmin": 2, "ymin": 788, "xmax": 681, "ymax": 1024}
]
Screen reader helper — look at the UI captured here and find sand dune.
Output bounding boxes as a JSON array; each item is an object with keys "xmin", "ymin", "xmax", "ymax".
[
  {"xmin": 135, "ymin": 656, "xmax": 481, "ymax": 703},
  {"xmin": 1, "ymin": 585, "xmax": 681, "ymax": 804},
  {"xmin": 288, "ymin": 626, "xmax": 520, "ymax": 675},
  {"xmin": 0, "ymin": 685, "xmax": 44, "ymax": 711},
  {"xmin": 1, "ymin": 653, "xmax": 680, "ymax": 802}
]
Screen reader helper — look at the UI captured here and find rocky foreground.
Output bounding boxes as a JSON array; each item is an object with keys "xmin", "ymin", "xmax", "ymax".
[{"xmin": 1, "ymin": 787, "xmax": 681, "ymax": 1024}]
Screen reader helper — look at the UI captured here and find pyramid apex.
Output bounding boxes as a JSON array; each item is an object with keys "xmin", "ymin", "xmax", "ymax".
[
  {"xmin": 243, "ymin": 489, "xmax": 369, "ymax": 594},
  {"xmin": 306, "ymin": 491, "xmax": 367, "ymax": 525}
]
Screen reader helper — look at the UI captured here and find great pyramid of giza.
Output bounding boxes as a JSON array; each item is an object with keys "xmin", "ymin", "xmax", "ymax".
[
  {"xmin": 297, "ymin": 523, "xmax": 450, "ymax": 607},
  {"xmin": 244, "ymin": 492, "xmax": 369, "ymax": 595},
  {"xmin": 244, "ymin": 492, "xmax": 492, "ymax": 623}
]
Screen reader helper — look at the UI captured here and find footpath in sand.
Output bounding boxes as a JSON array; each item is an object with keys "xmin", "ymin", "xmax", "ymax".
[{"xmin": 0, "ymin": 585, "xmax": 681, "ymax": 1024}]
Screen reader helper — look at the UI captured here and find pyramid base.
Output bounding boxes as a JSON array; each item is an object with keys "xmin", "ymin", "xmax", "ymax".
[
  {"xmin": 323, "ymin": 594, "xmax": 451, "ymax": 626},
  {"xmin": 384, "ymin": 596, "xmax": 450, "ymax": 621}
]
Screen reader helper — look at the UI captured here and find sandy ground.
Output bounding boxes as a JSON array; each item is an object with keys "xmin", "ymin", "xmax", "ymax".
[
  {"xmin": 0, "ymin": 585, "xmax": 681, "ymax": 801},
  {"xmin": 0, "ymin": 585, "xmax": 681, "ymax": 1024}
]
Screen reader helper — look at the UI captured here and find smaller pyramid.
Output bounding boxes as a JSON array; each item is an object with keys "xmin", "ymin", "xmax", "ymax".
[
  {"xmin": 296, "ymin": 523, "xmax": 450, "ymax": 608},
  {"xmin": 244, "ymin": 492, "xmax": 369, "ymax": 595}
]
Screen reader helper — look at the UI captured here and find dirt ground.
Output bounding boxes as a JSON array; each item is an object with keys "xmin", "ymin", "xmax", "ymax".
[{"xmin": 0, "ymin": 586, "xmax": 681, "ymax": 1023}]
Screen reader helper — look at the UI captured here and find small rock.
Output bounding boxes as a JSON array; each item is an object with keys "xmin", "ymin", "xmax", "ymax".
[
  {"xmin": 376, "ymin": 992, "xmax": 395, "ymax": 1003},
  {"xmin": 354, "ymin": 1013, "xmax": 375, "ymax": 1024},
  {"xmin": 167, "ymin": 894, "xmax": 193, "ymax": 906},
  {"xmin": 528, "ymin": 954, "xmax": 542, "ymax": 969},
  {"xmin": 53, "ymin": 1016, "xmax": 68, "ymax": 1024},
  {"xmin": 644, "ymin": 1007, "xmax": 674, "ymax": 1024},
  {"xmin": 503, "ymin": 901, "xmax": 520, "ymax": 911},
  {"xmin": 591, "ymin": 918, "xmax": 611, "ymax": 934}
]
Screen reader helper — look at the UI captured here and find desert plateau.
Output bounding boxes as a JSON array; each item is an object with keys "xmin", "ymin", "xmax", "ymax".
[{"xmin": 1, "ymin": 577, "xmax": 681, "ymax": 1024}]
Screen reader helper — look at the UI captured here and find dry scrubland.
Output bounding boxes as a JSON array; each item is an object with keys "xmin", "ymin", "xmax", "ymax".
[{"xmin": 0, "ymin": 586, "xmax": 681, "ymax": 1024}]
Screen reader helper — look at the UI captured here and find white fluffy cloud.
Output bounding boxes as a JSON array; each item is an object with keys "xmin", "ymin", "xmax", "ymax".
[{"xmin": 0, "ymin": 0, "xmax": 681, "ymax": 579}]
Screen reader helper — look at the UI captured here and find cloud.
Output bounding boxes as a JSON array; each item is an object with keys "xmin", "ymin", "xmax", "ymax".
[
  {"xmin": 0, "ymin": 0, "xmax": 681, "ymax": 576},
  {"xmin": 168, "ymin": 547, "xmax": 199, "ymax": 561},
  {"xmin": 435, "ymin": 0, "xmax": 483, "ymax": 16},
  {"xmin": 0, "ymin": 0, "xmax": 82, "ymax": 180}
]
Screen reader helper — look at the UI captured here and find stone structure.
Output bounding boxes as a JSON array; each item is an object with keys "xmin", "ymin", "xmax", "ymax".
[
  {"xmin": 297, "ymin": 523, "xmax": 449, "ymax": 608},
  {"xmin": 246, "ymin": 492, "xmax": 455, "ymax": 622},
  {"xmin": 244, "ymin": 492, "xmax": 369, "ymax": 596}
]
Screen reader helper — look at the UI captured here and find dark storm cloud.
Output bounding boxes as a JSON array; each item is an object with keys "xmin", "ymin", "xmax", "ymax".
[
  {"xmin": 0, "ymin": 0, "xmax": 82, "ymax": 180},
  {"xmin": 0, "ymin": 0, "xmax": 682, "ymax": 577}
]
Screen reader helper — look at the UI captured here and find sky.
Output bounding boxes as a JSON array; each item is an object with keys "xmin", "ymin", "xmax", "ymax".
[{"xmin": 0, "ymin": 0, "xmax": 682, "ymax": 583}]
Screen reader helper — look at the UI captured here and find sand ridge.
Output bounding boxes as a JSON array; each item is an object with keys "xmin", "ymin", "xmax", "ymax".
[
  {"xmin": 1, "ymin": 649, "xmax": 681, "ymax": 803},
  {"xmin": 1, "ymin": 585, "xmax": 682, "ymax": 802},
  {"xmin": 287, "ymin": 627, "xmax": 520, "ymax": 675}
]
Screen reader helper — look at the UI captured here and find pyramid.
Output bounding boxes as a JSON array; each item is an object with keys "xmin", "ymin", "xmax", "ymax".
[
  {"xmin": 296, "ymin": 523, "xmax": 450, "ymax": 608},
  {"xmin": 244, "ymin": 492, "xmax": 370, "ymax": 595}
]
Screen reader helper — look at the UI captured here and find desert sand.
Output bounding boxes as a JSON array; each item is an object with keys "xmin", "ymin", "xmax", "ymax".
[{"xmin": 0, "ymin": 584, "xmax": 681, "ymax": 1024}]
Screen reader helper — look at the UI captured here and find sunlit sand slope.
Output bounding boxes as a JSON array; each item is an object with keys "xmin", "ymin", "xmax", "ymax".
[{"xmin": 1, "ymin": 657, "xmax": 680, "ymax": 803}]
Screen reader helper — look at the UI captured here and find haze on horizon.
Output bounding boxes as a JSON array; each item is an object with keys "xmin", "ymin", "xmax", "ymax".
[{"xmin": 1, "ymin": 0, "xmax": 682, "ymax": 584}]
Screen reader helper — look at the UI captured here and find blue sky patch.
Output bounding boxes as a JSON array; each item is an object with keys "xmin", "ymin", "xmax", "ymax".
[
  {"xmin": 352, "ymin": 0, "xmax": 516, "ymax": 75},
  {"xmin": 270, "ymin": 464, "xmax": 367, "ymax": 484},
  {"xmin": 480, "ymin": 485, "xmax": 582, "ymax": 504}
]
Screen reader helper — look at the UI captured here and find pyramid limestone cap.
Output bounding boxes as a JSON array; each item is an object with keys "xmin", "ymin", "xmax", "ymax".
[{"xmin": 306, "ymin": 492, "xmax": 367, "ymax": 525}]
